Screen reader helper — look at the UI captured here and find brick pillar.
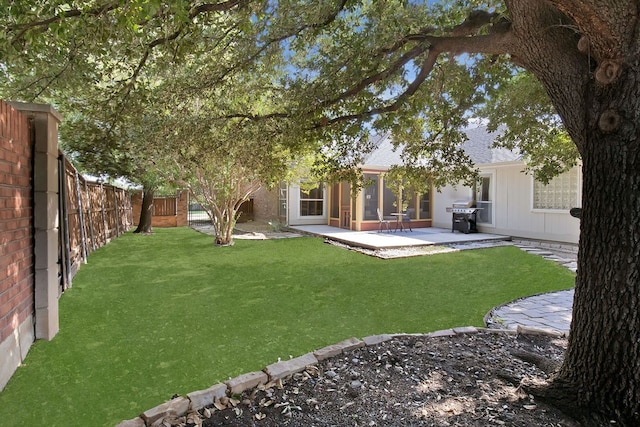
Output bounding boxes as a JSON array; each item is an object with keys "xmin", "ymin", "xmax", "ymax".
[
  {"xmin": 11, "ymin": 102, "xmax": 62, "ymax": 340},
  {"xmin": 177, "ymin": 190, "xmax": 188, "ymax": 226}
]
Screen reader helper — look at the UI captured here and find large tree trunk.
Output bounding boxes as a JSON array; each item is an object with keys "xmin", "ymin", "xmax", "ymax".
[
  {"xmin": 551, "ymin": 67, "xmax": 640, "ymax": 426},
  {"xmin": 503, "ymin": 3, "xmax": 640, "ymax": 424},
  {"xmin": 134, "ymin": 185, "xmax": 155, "ymax": 234}
]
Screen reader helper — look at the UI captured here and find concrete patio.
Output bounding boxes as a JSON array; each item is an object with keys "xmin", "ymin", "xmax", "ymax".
[{"xmin": 288, "ymin": 225, "xmax": 510, "ymax": 250}]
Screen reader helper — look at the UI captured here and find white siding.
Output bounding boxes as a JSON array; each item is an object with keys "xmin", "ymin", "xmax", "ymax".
[{"xmin": 433, "ymin": 163, "xmax": 581, "ymax": 244}]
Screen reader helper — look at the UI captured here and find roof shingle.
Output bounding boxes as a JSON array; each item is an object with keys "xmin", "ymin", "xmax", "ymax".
[{"xmin": 361, "ymin": 125, "xmax": 520, "ymax": 168}]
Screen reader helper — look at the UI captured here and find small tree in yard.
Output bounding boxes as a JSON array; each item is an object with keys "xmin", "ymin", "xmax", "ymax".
[
  {"xmin": 161, "ymin": 61, "xmax": 295, "ymax": 246},
  {"xmin": 173, "ymin": 110, "xmax": 292, "ymax": 245},
  {"xmin": 181, "ymin": 151, "xmax": 262, "ymax": 246}
]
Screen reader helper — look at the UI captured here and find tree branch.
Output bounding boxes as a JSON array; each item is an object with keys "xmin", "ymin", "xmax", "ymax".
[
  {"xmin": 196, "ymin": 0, "xmax": 351, "ymax": 89},
  {"xmin": 219, "ymin": 23, "xmax": 514, "ymax": 130},
  {"xmin": 451, "ymin": 10, "xmax": 500, "ymax": 36},
  {"xmin": 426, "ymin": 32, "xmax": 514, "ymax": 56},
  {"xmin": 544, "ymin": 0, "xmax": 637, "ymax": 60},
  {"xmin": 319, "ymin": 48, "xmax": 440, "ymax": 128},
  {"xmin": 318, "ymin": 43, "xmax": 430, "ymax": 109},
  {"xmin": 316, "ymin": 30, "xmax": 514, "ymax": 129},
  {"xmin": 192, "ymin": 0, "xmax": 250, "ymax": 15},
  {"xmin": 10, "ymin": 1, "xmax": 121, "ymax": 44},
  {"xmin": 9, "ymin": 0, "xmax": 248, "ymax": 44}
]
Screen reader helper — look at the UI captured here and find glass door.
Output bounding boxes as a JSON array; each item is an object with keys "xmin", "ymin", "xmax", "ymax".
[
  {"xmin": 340, "ymin": 182, "xmax": 351, "ymax": 229},
  {"xmin": 476, "ymin": 175, "xmax": 493, "ymax": 224}
]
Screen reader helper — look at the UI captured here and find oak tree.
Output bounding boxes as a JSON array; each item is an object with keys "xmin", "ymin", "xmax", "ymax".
[{"xmin": 3, "ymin": 1, "xmax": 639, "ymax": 424}]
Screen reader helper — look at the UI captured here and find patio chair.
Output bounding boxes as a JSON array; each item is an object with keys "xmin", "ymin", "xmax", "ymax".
[
  {"xmin": 402, "ymin": 208, "xmax": 414, "ymax": 232},
  {"xmin": 376, "ymin": 208, "xmax": 391, "ymax": 232}
]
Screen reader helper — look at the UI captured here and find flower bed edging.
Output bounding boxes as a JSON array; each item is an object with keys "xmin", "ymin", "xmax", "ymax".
[{"xmin": 115, "ymin": 325, "xmax": 565, "ymax": 426}]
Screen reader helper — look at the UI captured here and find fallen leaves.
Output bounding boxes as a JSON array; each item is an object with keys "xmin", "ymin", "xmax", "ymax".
[{"xmin": 157, "ymin": 332, "xmax": 574, "ymax": 426}]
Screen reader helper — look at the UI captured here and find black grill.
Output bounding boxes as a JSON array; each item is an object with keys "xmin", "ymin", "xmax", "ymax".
[{"xmin": 447, "ymin": 201, "xmax": 479, "ymax": 234}]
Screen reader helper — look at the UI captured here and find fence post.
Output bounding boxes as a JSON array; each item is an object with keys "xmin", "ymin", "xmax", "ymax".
[
  {"xmin": 11, "ymin": 102, "xmax": 62, "ymax": 340},
  {"xmin": 58, "ymin": 155, "xmax": 71, "ymax": 289},
  {"xmin": 74, "ymin": 171, "xmax": 88, "ymax": 264},
  {"xmin": 118, "ymin": 189, "xmax": 127, "ymax": 232},
  {"xmin": 100, "ymin": 183, "xmax": 108, "ymax": 242},
  {"xmin": 84, "ymin": 180, "xmax": 96, "ymax": 252},
  {"xmin": 128, "ymin": 190, "xmax": 133, "ymax": 227},
  {"xmin": 113, "ymin": 186, "xmax": 120, "ymax": 236}
]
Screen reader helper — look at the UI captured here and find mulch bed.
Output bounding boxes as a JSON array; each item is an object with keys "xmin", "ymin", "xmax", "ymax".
[{"xmin": 193, "ymin": 331, "xmax": 578, "ymax": 426}]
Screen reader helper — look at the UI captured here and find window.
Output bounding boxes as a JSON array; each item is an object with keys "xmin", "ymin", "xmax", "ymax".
[
  {"xmin": 403, "ymin": 191, "xmax": 416, "ymax": 218},
  {"xmin": 382, "ymin": 184, "xmax": 396, "ymax": 216},
  {"xmin": 300, "ymin": 184, "xmax": 324, "ymax": 216},
  {"xmin": 341, "ymin": 182, "xmax": 353, "ymax": 221},
  {"xmin": 533, "ymin": 168, "xmax": 579, "ymax": 210},
  {"xmin": 362, "ymin": 174, "xmax": 379, "ymax": 221},
  {"xmin": 420, "ymin": 189, "xmax": 431, "ymax": 219},
  {"xmin": 331, "ymin": 183, "xmax": 339, "ymax": 218}
]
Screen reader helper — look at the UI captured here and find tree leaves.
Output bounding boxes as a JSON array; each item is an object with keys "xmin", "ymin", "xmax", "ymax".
[
  {"xmin": 480, "ymin": 71, "xmax": 579, "ymax": 183},
  {"xmin": 1, "ymin": 0, "xmax": 578, "ymax": 192}
]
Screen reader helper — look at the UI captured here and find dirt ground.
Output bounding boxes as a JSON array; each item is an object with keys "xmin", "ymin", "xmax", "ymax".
[{"xmin": 183, "ymin": 331, "xmax": 578, "ymax": 427}]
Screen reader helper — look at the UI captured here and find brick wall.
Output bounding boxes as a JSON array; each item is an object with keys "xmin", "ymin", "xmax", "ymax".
[
  {"xmin": 0, "ymin": 101, "xmax": 36, "ymax": 391},
  {"xmin": 252, "ymin": 186, "xmax": 280, "ymax": 222},
  {"xmin": 0, "ymin": 101, "xmax": 130, "ymax": 391},
  {"xmin": 0, "ymin": 101, "xmax": 33, "ymax": 347}
]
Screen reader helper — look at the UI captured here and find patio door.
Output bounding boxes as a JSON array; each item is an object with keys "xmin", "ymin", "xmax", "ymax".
[
  {"xmin": 340, "ymin": 182, "xmax": 351, "ymax": 229},
  {"xmin": 476, "ymin": 173, "xmax": 494, "ymax": 225}
]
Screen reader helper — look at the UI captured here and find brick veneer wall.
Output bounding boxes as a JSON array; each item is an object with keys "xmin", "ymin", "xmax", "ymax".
[
  {"xmin": 251, "ymin": 186, "xmax": 280, "ymax": 222},
  {"xmin": 0, "ymin": 101, "xmax": 34, "ymax": 390}
]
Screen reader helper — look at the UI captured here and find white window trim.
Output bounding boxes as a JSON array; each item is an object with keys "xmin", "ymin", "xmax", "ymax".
[
  {"xmin": 475, "ymin": 171, "xmax": 495, "ymax": 227},
  {"xmin": 278, "ymin": 181, "xmax": 288, "ymax": 220},
  {"xmin": 298, "ymin": 183, "xmax": 325, "ymax": 217}
]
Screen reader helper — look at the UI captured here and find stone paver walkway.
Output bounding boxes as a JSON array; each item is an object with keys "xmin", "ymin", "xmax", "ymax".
[
  {"xmin": 486, "ymin": 241, "xmax": 577, "ymax": 334},
  {"xmin": 192, "ymin": 223, "xmax": 301, "ymax": 240},
  {"xmin": 486, "ymin": 289, "xmax": 574, "ymax": 333}
]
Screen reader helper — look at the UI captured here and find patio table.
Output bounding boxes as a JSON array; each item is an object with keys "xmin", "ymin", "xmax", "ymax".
[{"xmin": 390, "ymin": 213, "xmax": 408, "ymax": 232}]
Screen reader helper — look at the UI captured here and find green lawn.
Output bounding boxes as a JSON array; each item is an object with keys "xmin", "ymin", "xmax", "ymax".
[{"xmin": 0, "ymin": 228, "xmax": 574, "ymax": 426}]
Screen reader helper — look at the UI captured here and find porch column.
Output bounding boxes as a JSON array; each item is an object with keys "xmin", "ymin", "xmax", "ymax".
[{"xmin": 11, "ymin": 102, "xmax": 63, "ymax": 340}]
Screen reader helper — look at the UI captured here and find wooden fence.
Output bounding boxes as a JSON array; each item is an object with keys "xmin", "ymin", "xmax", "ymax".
[
  {"xmin": 153, "ymin": 196, "xmax": 178, "ymax": 216},
  {"xmin": 131, "ymin": 191, "xmax": 188, "ymax": 228},
  {"xmin": 59, "ymin": 156, "xmax": 133, "ymax": 289}
]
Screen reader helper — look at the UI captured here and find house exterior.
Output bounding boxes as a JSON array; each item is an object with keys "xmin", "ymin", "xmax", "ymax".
[
  {"xmin": 265, "ymin": 125, "xmax": 581, "ymax": 244},
  {"xmin": 432, "ymin": 126, "xmax": 582, "ymax": 244},
  {"xmin": 285, "ymin": 133, "xmax": 433, "ymax": 231}
]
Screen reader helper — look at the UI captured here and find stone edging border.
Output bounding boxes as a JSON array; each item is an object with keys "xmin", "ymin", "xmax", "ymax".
[{"xmin": 115, "ymin": 325, "xmax": 567, "ymax": 427}]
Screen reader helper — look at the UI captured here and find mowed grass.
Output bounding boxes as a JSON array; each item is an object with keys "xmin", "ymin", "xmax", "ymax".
[{"xmin": 0, "ymin": 228, "xmax": 574, "ymax": 426}]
